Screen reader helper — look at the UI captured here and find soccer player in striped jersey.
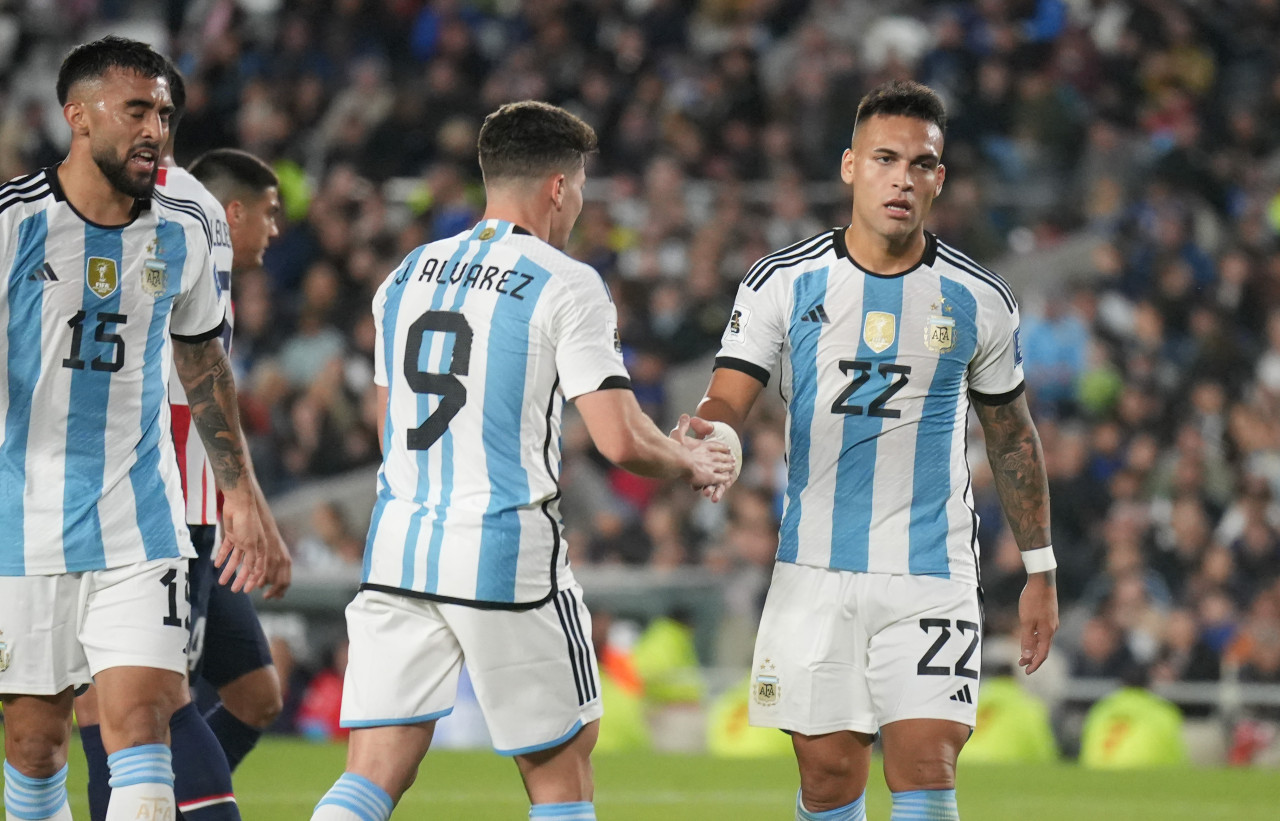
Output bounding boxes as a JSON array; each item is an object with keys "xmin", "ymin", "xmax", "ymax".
[
  {"xmin": 693, "ymin": 81, "xmax": 1059, "ymax": 821},
  {"xmin": 75, "ymin": 137, "xmax": 289, "ymax": 820},
  {"xmin": 310, "ymin": 101, "xmax": 735, "ymax": 821},
  {"xmin": 0, "ymin": 37, "xmax": 270, "ymax": 821}
]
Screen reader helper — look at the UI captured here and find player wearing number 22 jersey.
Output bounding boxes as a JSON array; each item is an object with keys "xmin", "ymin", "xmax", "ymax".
[{"xmin": 719, "ymin": 227, "xmax": 1022, "ymax": 587}]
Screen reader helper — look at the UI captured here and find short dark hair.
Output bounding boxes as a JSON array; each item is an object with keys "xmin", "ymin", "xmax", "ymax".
[
  {"xmin": 189, "ymin": 149, "xmax": 279, "ymax": 204},
  {"xmin": 854, "ymin": 80, "xmax": 947, "ymax": 136},
  {"xmin": 477, "ymin": 101, "xmax": 597, "ymax": 182},
  {"xmin": 166, "ymin": 63, "xmax": 186, "ymax": 119},
  {"xmin": 57, "ymin": 36, "xmax": 170, "ymax": 105}
]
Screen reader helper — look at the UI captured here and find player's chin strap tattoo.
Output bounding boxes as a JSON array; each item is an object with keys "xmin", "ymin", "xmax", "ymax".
[
  {"xmin": 974, "ymin": 393, "xmax": 1052, "ymax": 571},
  {"xmin": 173, "ymin": 337, "xmax": 248, "ymax": 492}
]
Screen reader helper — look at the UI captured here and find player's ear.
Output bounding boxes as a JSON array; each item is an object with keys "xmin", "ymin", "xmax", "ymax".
[
  {"xmin": 935, "ymin": 163, "xmax": 946, "ymax": 196},
  {"xmin": 549, "ymin": 173, "xmax": 566, "ymax": 210},
  {"xmin": 839, "ymin": 148, "xmax": 855, "ymax": 185},
  {"xmin": 225, "ymin": 199, "xmax": 245, "ymax": 227},
  {"xmin": 63, "ymin": 101, "xmax": 89, "ymax": 137}
]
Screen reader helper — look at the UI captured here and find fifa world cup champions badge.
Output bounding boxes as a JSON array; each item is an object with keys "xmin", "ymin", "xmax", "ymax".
[
  {"xmin": 754, "ymin": 658, "xmax": 780, "ymax": 706},
  {"xmin": 925, "ymin": 296, "xmax": 956, "ymax": 354}
]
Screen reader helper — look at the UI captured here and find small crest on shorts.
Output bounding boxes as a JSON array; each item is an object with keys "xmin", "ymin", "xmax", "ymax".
[
  {"xmin": 0, "ymin": 630, "xmax": 11, "ymax": 673},
  {"xmin": 863, "ymin": 311, "xmax": 895, "ymax": 353},
  {"xmin": 86, "ymin": 257, "xmax": 118, "ymax": 299},
  {"xmin": 754, "ymin": 658, "xmax": 780, "ymax": 706}
]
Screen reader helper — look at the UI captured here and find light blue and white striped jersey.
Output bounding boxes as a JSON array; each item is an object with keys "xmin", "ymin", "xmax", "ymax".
[
  {"xmin": 366, "ymin": 219, "xmax": 631, "ymax": 607},
  {"xmin": 716, "ymin": 229, "xmax": 1024, "ymax": 587},
  {"xmin": 0, "ymin": 167, "xmax": 225, "ymax": 575}
]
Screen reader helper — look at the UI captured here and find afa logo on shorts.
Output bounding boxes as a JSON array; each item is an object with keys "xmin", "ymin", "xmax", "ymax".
[
  {"xmin": 754, "ymin": 658, "xmax": 780, "ymax": 706},
  {"xmin": 0, "ymin": 629, "xmax": 11, "ymax": 673}
]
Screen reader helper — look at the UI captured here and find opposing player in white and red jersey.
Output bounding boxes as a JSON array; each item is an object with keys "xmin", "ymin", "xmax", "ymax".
[
  {"xmin": 0, "ymin": 36, "xmax": 270, "ymax": 821},
  {"xmin": 693, "ymin": 80, "xmax": 1059, "ymax": 821}
]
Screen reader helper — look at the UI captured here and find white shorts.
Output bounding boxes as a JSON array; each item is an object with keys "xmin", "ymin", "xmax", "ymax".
[
  {"xmin": 749, "ymin": 563, "xmax": 982, "ymax": 735},
  {"xmin": 0, "ymin": 559, "xmax": 191, "ymax": 696},
  {"xmin": 341, "ymin": 581, "xmax": 603, "ymax": 755}
]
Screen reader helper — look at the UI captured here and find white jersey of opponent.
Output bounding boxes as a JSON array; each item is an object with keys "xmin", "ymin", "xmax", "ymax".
[
  {"xmin": 156, "ymin": 165, "xmax": 233, "ymax": 525},
  {"xmin": 367, "ymin": 219, "xmax": 630, "ymax": 606},
  {"xmin": 717, "ymin": 229, "xmax": 1024, "ymax": 588},
  {"xmin": 0, "ymin": 167, "xmax": 225, "ymax": 575}
]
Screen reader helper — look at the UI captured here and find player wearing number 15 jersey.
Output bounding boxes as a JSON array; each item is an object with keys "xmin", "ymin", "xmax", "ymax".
[
  {"xmin": 311, "ymin": 101, "xmax": 733, "ymax": 821},
  {"xmin": 0, "ymin": 37, "xmax": 267, "ymax": 821},
  {"xmin": 693, "ymin": 81, "xmax": 1058, "ymax": 821}
]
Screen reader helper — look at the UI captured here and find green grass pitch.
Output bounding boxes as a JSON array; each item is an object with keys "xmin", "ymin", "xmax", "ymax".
[{"xmin": 45, "ymin": 736, "xmax": 1280, "ymax": 819}]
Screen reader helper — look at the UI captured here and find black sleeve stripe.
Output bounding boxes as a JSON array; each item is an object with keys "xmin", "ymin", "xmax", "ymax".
[
  {"xmin": 936, "ymin": 245, "xmax": 1017, "ymax": 313},
  {"xmin": 714, "ymin": 356, "xmax": 770, "ymax": 386},
  {"xmin": 937, "ymin": 240, "xmax": 1016, "ymax": 303},
  {"xmin": 0, "ymin": 172, "xmax": 48, "ymax": 204},
  {"xmin": 172, "ymin": 317, "xmax": 226, "ymax": 344},
  {"xmin": 596, "ymin": 375, "xmax": 633, "ymax": 391},
  {"xmin": 744, "ymin": 233, "xmax": 828, "ymax": 287},
  {"xmin": 154, "ymin": 192, "xmax": 214, "ymax": 250},
  {"xmin": 0, "ymin": 186, "xmax": 52, "ymax": 219},
  {"xmin": 744, "ymin": 233, "xmax": 834, "ymax": 291},
  {"xmin": 970, "ymin": 382, "xmax": 1025, "ymax": 406}
]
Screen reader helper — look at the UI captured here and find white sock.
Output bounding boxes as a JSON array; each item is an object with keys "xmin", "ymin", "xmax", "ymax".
[
  {"xmin": 312, "ymin": 805, "xmax": 367, "ymax": 821},
  {"xmin": 3, "ymin": 760, "xmax": 73, "ymax": 821},
  {"xmin": 105, "ymin": 744, "xmax": 176, "ymax": 821}
]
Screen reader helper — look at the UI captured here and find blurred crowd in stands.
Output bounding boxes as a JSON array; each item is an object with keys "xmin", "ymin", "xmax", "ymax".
[{"xmin": 5, "ymin": 0, "xmax": 1280, "ymax": 754}]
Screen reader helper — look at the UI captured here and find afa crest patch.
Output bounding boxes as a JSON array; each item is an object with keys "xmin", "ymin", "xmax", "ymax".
[
  {"xmin": 142, "ymin": 259, "xmax": 168, "ymax": 298},
  {"xmin": 753, "ymin": 658, "xmax": 780, "ymax": 707},
  {"xmin": 0, "ymin": 630, "xmax": 11, "ymax": 673},
  {"xmin": 86, "ymin": 257, "xmax": 118, "ymax": 298}
]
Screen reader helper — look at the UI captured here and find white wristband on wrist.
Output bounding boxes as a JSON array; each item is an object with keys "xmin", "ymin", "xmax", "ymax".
[{"xmin": 1021, "ymin": 546, "xmax": 1056, "ymax": 574}]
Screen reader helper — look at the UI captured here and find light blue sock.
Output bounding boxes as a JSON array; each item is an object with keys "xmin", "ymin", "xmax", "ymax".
[
  {"xmin": 3, "ymin": 760, "xmax": 70, "ymax": 820},
  {"xmin": 530, "ymin": 801, "xmax": 596, "ymax": 820},
  {"xmin": 314, "ymin": 773, "xmax": 393, "ymax": 821},
  {"xmin": 106, "ymin": 744, "xmax": 173, "ymax": 789},
  {"xmin": 891, "ymin": 789, "xmax": 959, "ymax": 821},
  {"xmin": 797, "ymin": 789, "xmax": 866, "ymax": 820}
]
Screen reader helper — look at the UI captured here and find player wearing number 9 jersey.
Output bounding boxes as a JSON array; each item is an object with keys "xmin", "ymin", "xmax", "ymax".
[
  {"xmin": 312, "ymin": 101, "xmax": 734, "ymax": 821},
  {"xmin": 693, "ymin": 81, "xmax": 1058, "ymax": 821}
]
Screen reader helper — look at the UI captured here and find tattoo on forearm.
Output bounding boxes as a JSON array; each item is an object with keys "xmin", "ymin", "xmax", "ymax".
[
  {"xmin": 174, "ymin": 339, "xmax": 245, "ymax": 491},
  {"xmin": 976, "ymin": 397, "xmax": 1051, "ymax": 551}
]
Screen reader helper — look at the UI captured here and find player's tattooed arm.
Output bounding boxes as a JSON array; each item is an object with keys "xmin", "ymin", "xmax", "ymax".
[
  {"xmin": 973, "ymin": 392, "xmax": 1051, "ymax": 553},
  {"xmin": 173, "ymin": 337, "xmax": 247, "ymax": 492}
]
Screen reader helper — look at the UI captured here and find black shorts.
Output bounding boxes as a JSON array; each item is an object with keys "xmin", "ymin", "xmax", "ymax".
[{"xmin": 187, "ymin": 524, "xmax": 274, "ymax": 688}]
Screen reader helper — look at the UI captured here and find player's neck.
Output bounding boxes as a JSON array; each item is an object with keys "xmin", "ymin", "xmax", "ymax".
[
  {"xmin": 843, "ymin": 223, "xmax": 927, "ymax": 275},
  {"xmin": 481, "ymin": 195, "xmax": 550, "ymax": 243},
  {"xmin": 57, "ymin": 149, "xmax": 138, "ymax": 226}
]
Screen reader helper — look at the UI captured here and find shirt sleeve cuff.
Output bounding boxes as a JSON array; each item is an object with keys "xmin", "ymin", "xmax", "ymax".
[
  {"xmin": 171, "ymin": 317, "xmax": 226, "ymax": 344},
  {"xmin": 714, "ymin": 356, "xmax": 770, "ymax": 387},
  {"xmin": 970, "ymin": 382, "xmax": 1025, "ymax": 406}
]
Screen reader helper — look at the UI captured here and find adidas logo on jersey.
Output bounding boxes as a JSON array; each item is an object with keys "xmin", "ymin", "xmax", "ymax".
[
  {"xmin": 800, "ymin": 304, "xmax": 830, "ymax": 323},
  {"xmin": 949, "ymin": 684, "xmax": 973, "ymax": 704},
  {"xmin": 27, "ymin": 263, "xmax": 58, "ymax": 282}
]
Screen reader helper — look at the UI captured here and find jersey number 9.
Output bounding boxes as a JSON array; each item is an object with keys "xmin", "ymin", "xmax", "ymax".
[{"xmin": 403, "ymin": 310, "xmax": 473, "ymax": 451}]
